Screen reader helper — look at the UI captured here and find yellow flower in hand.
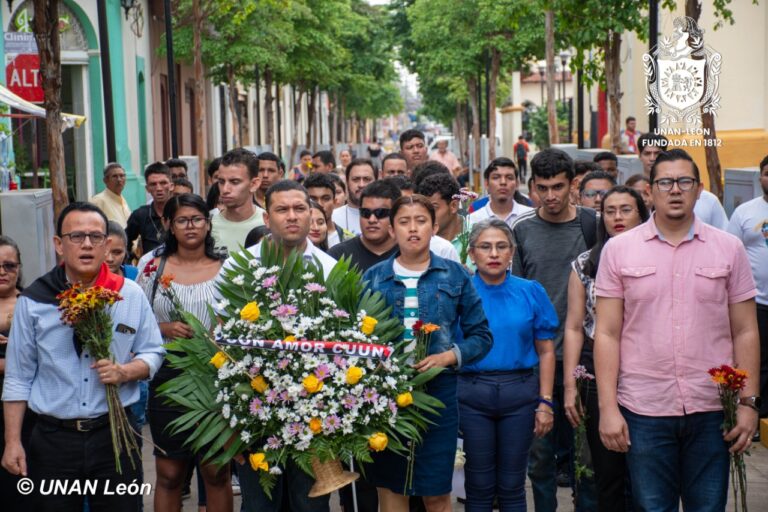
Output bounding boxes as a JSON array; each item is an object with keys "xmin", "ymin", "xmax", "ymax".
[
  {"xmin": 240, "ymin": 302, "xmax": 260, "ymax": 322},
  {"xmin": 249, "ymin": 453, "xmax": 269, "ymax": 472},
  {"xmin": 368, "ymin": 432, "xmax": 388, "ymax": 452},
  {"xmin": 251, "ymin": 375, "xmax": 268, "ymax": 393},
  {"xmin": 346, "ymin": 366, "xmax": 363, "ymax": 385},
  {"xmin": 303, "ymin": 374, "xmax": 323, "ymax": 394},
  {"xmin": 210, "ymin": 351, "xmax": 227, "ymax": 369},
  {"xmin": 360, "ymin": 316, "xmax": 378, "ymax": 335},
  {"xmin": 309, "ymin": 417, "xmax": 323, "ymax": 434},
  {"xmin": 396, "ymin": 392, "xmax": 413, "ymax": 408}
]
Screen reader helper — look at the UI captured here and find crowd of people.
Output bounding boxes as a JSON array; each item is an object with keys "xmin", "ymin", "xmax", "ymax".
[{"xmin": 0, "ymin": 126, "xmax": 766, "ymax": 512}]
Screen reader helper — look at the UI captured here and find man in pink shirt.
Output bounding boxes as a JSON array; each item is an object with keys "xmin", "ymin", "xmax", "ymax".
[
  {"xmin": 594, "ymin": 149, "xmax": 760, "ymax": 511},
  {"xmin": 429, "ymin": 139, "xmax": 462, "ymax": 177}
]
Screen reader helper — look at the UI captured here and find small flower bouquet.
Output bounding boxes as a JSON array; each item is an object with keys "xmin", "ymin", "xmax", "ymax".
[
  {"xmin": 572, "ymin": 365, "xmax": 594, "ymax": 496},
  {"xmin": 158, "ymin": 274, "xmax": 185, "ymax": 322},
  {"xmin": 452, "ymin": 187, "xmax": 479, "ymax": 265},
  {"xmin": 57, "ymin": 284, "xmax": 139, "ymax": 474},
  {"xmin": 708, "ymin": 364, "xmax": 749, "ymax": 511},
  {"xmin": 159, "ymin": 242, "xmax": 444, "ymax": 496}
]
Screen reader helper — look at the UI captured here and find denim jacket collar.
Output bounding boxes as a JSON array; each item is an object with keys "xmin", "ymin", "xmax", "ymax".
[{"xmin": 375, "ymin": 250, "xmax": 448, "ymax": 283}]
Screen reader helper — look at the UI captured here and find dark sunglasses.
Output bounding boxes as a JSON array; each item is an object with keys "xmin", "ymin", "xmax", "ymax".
[
  {"xmin": 0, "ymin": 262, "xmax": 20, "ymax": 273},
  {"xmin": 360, "ymin": 207, "xmax": 391, "ymax": 220}
]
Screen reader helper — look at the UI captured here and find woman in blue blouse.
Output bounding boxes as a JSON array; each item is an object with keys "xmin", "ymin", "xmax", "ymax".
[
  {"xmin": 461, "ymin": 218, "xmax": 558, "ymax": 511},
  {"xmin": 364, "ymin": 195, "xmax": 492, "ymax": 512}
]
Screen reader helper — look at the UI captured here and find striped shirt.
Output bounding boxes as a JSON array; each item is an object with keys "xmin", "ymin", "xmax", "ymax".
[{"xmin": 394, "ymin": 260, "xmax": 424, "ymax": 353}]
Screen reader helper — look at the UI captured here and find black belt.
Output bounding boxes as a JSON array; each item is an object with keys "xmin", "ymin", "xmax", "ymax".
[{"xmin": 39, "ymin": 412, "xmax": 110, "ymax": 432}]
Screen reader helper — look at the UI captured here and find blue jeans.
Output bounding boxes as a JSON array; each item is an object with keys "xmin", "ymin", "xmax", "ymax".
[
  {"xmin": 622, "ymin": 408, "xmax": 729, "ymax": 512},
  {"xmin": 458, "ymin": 371, "xmax": 538, "ymax": 512},
  {"xmin": 238, "ymin": 458, "xmax": 329, "ymax": 512},
  {"xmin": 527, "ymin": 362, "xmax": 597, "ymax": 512}
]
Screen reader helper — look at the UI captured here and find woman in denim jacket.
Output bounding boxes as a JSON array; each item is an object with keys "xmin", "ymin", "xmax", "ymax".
[{"xmin": 363, "ymin": 195, "xmax": 492, "ymax": 512}]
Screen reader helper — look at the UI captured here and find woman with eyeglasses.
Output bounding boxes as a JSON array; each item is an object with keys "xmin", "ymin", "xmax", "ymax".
[
  {"xmin": 563, "ymin": 186, "xmax": 650, "ymax": 511},
  {"xmin": 458, "ymin": 218, "xmax": 557, "ymax": 511},
  {"xmin": 136, "ymin": 194, "xmax": 232, "ymax": 512},
  {"xmin": 0, "ymin": 236, "xmax": 35, "ymax": 512},
  {"xmin": 308, "ymin": 200, "xmax": 330, "ymax": 252}
]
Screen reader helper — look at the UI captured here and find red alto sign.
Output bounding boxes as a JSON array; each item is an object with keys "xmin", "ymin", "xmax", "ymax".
[{"xmin": 6, "ymin": 53, "xmax": 43, "ymax": 103}]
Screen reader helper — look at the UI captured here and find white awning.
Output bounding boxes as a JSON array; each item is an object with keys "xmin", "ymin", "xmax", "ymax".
[{"xmin": 0, "ymin": 83, "xmax": 86, "ymax": 130}]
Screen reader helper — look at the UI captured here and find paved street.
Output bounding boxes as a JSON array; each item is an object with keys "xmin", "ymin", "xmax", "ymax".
[{"xmin": 139, "ymin": 425, "xmax": 768, "ymax": 511}]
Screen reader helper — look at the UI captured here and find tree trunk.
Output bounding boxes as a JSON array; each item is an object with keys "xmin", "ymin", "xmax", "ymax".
[
  {"xmin": 455, "ymin": 101, "xmax": 467, "ymax": 166},
  {"xmin": 192, "ymin": 0, "xmax": 207, "ymax": 190},
  {"xmin": 545, "ymin": 10, "xmax": 559, "ymax": 145},
  {"xmin": 340, "ymin": 96, "xmax": 347, "ymax": 143},
  {"xmin": 227, "ymin": 67, "xmax": 241, "ymax": 148},
  {"xmin": 290, "ymin": 85, "xmax": 304, "ymax": 163},
  {"xmin": 329, "ymin": 91, "xmax": 337, "ymax": 157},
  {"xmin": 306, "ymin": 86, "xmax": 317, "ymax": 149},
  {"xmin": 33, "ymin": 0, "xmax": 67, "ymax": 218},
  {"xmin": 488, "ymin": 48, "xmax": 500, "ymax": 160},
  {"xmin": 264, "ymin": 68, "xmax": 274, "ymax": 147},
  {"xmin": 605, "ymin": 31, "xmax": 622, "ymax": 154},
  {"xmin": 686, "ymin": 0, "xmax": 723, "ymax": 200},
  {"xmin": 468, "ymin": 77, "xmax": 482, "ymax": 185}
]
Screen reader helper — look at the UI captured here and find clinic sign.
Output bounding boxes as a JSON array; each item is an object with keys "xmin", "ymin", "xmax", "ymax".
[{"xmin": 4, "ymin": 32, "xmax": 43, "ymax": 103}]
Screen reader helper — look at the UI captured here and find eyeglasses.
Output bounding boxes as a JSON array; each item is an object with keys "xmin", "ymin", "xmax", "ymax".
[
  {"xmin": 61, "ymin": 232, "xmax": 108, "ymax": 245},
  {"xmin": 603, "ymin": 206, "xmax": 637, "ymax": 217},
  {"xmin": 0, "ymin": 262, "xmax": 20, "ymax": 273},
  {"xmin": 581, "ymin": 189, "xmax": 609, "ymax": 199},
  {"xmin": 653, "ymin": 177, "xmax": 698, "ymax": 192},
  {"xmin": 471, "ymin": 243, "xmax": 512, "ymax": 253},
  {"xmin": 173, "ymin": 216, "xmax": 208, "ymax": 228},
  {"xmin": 360, "ymin": 207, "xmax": 391, "ymax": 220}
]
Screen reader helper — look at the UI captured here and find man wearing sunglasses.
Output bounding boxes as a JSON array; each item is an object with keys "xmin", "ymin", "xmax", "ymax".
[
  {"xmin": 2, "ymin": 202, "xmax": 164, "ymax": 511},
  {"xmin": 595, "ymin": 149, "xmax": 759, "ymax": 510},
  {"xmin": 578, "ymin": 170, "xmax": 616, "ymax": 210}
]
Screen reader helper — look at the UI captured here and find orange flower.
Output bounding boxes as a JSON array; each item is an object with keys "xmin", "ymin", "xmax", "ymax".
[
  {"xmin": 421, "ymin": 323, "xmax": 440, "ymax": 334},
  {"xmin": 708, "ymin": 365, "xmax": 748, "ymax": 392},
  {"xmin": 309, "ymin": 417, "xmax": 322, "ymax": 434},
  {"xmin": 159, "ymin": 274, "xmax": 175, "ymax": 289}
]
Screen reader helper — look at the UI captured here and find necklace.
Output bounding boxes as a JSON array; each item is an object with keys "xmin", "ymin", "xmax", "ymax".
[{"xmin": 148, "ymin": 207, "xmax": 164, "ymax": 240}]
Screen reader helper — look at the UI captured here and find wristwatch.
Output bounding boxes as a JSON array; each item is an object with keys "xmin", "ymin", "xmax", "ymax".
[{"xmin": 738, "ymin": 396, "xmax": 762, "ymax": 411}]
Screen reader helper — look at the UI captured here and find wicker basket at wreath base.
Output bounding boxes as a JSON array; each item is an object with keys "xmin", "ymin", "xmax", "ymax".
[{"xmin": 307, "ymin": 457, "xmax": 360, "ymax": 497}]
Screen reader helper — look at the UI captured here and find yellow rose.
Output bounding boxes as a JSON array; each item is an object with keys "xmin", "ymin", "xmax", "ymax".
[
  {"xmin": 240, "ymin": 302, "xmax": 260, "ymax": 322},
  {"xmin": 249, "ymin": 452, "xmax": 269, "ymax": 472},
  {"xmin": 368, "ymin": 432, "xmax": 388, "ymax": 452},
  {"xmin": 360, "ymin": 316, "xmax": 378, "ymax": 335},
  {"xmin": 303, "ymin": 374, "xmax": 323, "ymax": 394},
  {"xmin": 250, "ymin": 375, "xmax": 268, "ymax": 393},
  {"xmin": 396, "ymin": 392, "xmax": 413, "ymax": 408},
  {"xmin": 210, "ymin": 351, "xmax": 227, "ymax": 369},
  {"xmin": 346, "ymin": 366, "xmax": 363, "ymax": 385},
  {"xmin": 309, "ymin": 417, "xmax": 323, "ymax": 434},
  {"xmin": 285, "ymin": 335, "xmax": 296, "ymax": 342}
]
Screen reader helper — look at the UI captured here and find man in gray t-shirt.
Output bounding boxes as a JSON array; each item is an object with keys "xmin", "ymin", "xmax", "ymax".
[{"xmin": 511, "ymin": 148, "xmax": 597, "ymax": 511}]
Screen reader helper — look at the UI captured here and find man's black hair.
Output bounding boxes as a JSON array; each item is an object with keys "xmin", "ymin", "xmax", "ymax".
[
  {"xmin": 530, "ymin": 148, "xmax": 574, "ymax": 181},
  {"xmin": 327, "ymin": 172, "xmax": 345, "ymax": 192},
  {"xmin": 172, "ymin": 177, "xmax": 194, "ymax": 191},
  {"xmin": 299, "ymin": 150, "xmax": 312, "ymax": 158},
  {"xmin": 265, "ymin": 180, "xmax": 310, "ymax": 211},
  {"xmin": 574, "ymin": 160, "xmax": 600, "ymax": 176},
  {"xmin": 144, "ymin": 161, "xmax": 170, "ymax": 180},
  {"xmin": 313, "ymin": 150, "xmax": 335, "ymax": 168},
  {"xmin": 360, "ymin": 179, "xmax": 402, "ymax": 204},
  {"xmin": 416, "ymin": 173, "xmax": 460, "ymax": 203},
  {"xmin": 412, "ymin": 160, "xmax": 450, "ymax": 188},
  {"xmin": 382, "ymin": 152, "xmax": 407, "ymax": 165},
  {"xmin": 58, "ymin": 202, "xmax": 108, "ymax": 237},
  {"xmin": 579, "ymin": 170, "xmax": 617, "ymax": 193},
  {"xmin": 103, "ymin": 162, "xmax": 123, "ymax": 178},
  {"xmin": 303, "ymin": 173, "xmax": 336, "ymax": 198},
  {"xmin": 345, "ymin": 158, "xmax": 378, "ymax": 181},
  {"xmin": 384, "ymin": 175, "xmax": 413, "ymax": 192},
  {"xmin": 206, "ymin": 157, "xmax": 222, "ymax": 178},
  {"xmin": 650, "ymin": 148, "xmax": 700, "ymax": 183},
  {"xmin": 165, "ymin": 158, "xmax": 188, "ymax": 170},
  {"xmin": 626, "ymin": 116, "xmax": 636, "ymax": 123},
  {"xmin": 398, "ymin": 129, "xmax": 425, "ymax": 148},
  {"xmin": 637, "ymin": 133, "xmax": 669, "ymax": 154},
  {"xmin": 625, "ymin": 173, "xmax": 650, "ymax": 187},
  {"xmin": 483, "ymin": 157, "xmax": 517, "ymax": 181},
  {"xmin": 759, "ymin": 155, "xmax": 768, "ymax": 171},
  {"xmin": 258, "ymin": 151, "xmax": 281, "ymax": 165},
  {"xmin": 221, "ymin": 147, "xmax": 259, "ymax": 179},
  {"xmin": 593, "ymin": 151, "xmax": 618, "ymax": 164}
]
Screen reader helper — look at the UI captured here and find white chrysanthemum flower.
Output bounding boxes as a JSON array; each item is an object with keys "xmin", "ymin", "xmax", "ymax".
[
  {"xmin": 232, "ymin": 274, "xmax": 245, "ymax": 286},
  {"xmin": 241, "ymin": 431, "xmax": 252, "ymax": 443},
  {"xmin": 216, "ymin": 299, "xmax": 230, "ymax": 310},
  {"xmin": 269, "ymin": 466, "xmax": 282, "ymax": 475},
  {"xmin": 222, "ymin": 404, "xmax": 231, "ymax": 419},
  {"xmin": 230, "ymin": 415, "xmax": 238, "ymax": 429}
]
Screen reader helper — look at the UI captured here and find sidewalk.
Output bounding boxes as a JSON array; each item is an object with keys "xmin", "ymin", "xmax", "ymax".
[{"xmin": 139, "ymin": 425, "xmax": 768, "ymax": 511}]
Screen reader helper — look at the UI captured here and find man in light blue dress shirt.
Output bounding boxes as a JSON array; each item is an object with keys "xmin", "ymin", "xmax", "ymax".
[{"xmin": 1, "ymin": 202, "xmax": 164, "ymax": 512}]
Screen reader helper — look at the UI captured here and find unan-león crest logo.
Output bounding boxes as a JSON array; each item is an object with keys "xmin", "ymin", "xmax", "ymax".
[{"xmin": 643, "ymin": 16, "xmax": 721, "ymax": 126}]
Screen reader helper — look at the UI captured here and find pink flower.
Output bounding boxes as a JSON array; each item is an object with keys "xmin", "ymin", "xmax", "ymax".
[
  {"xmin": 573, "ymin": 365, "xmax": 595, "ymax": 381},
  {"xmin": 273, "ymin": 304, "xmax": 298, "ymax": 318},
  {"xmin": 305, "ymin": 283, "xmax": 326, "ymax": 293},
  {"xmin": 333, "ymin": 309, "xmax": 350, "ymax": 319},
  {"xmin": 314, "ymin": 364, "xmax": 331, "ymax": 381},
  {"xmin": 263, "ymin": 275, "xmax": 278, "ymax": 288}
]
